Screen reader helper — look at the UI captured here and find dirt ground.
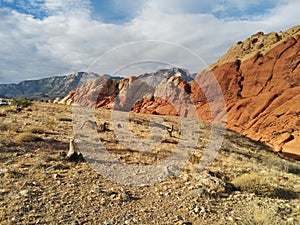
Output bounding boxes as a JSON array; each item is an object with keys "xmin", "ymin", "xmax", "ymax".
[{"xmin": 1, "ymin": 102, "xmax": 300, "ymax": 224}]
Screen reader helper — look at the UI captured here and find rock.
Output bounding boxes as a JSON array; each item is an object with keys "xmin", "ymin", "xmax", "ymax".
[
  {"xmin": 121, "ymin": 191, "xmax": 130, "ymax": 202},
  {"xmin": 0, "ymin": 189, "xmax": 9, "ymax": 195},
  {"xmin": 53, "ymin": 173, "xmax": 63, "ymax": 179},
  {"xmin": 0, "ymin": 168, "xmax": 8, "ymax": 175},
  {"xmin": 100, "ymin": 197, "xmax": 107, "ymax": 206},
  {"xmin": 19, "ymin": 190, "xmax": 30, "ymax": 197},
  {"xmin": 182, "ymin": 222, "xmax": 192, "ymax": 225}
]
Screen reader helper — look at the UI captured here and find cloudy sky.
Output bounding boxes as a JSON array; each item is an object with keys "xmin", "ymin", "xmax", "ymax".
[{"xmin": 0, "ymin": 0, "xmax": 299, "ymax": 83}]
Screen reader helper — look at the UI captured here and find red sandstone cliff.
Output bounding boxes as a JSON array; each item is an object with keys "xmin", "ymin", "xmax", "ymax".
[{"xmin": 192, "ymin": 25, "xmax": 300, "ymax": 157}]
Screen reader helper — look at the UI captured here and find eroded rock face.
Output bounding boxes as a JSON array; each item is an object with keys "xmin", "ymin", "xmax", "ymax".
[
  {"xmin": 62, "ymin": 25, "xmax": 300, "ymax": 159},
  {"xmin": 192, "ymin": 26, "xmax": 300, "ymax": 158}
]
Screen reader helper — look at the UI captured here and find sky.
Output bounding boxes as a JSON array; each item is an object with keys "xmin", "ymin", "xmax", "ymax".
[{"xmin": 0, "ymin": 0, "xmax": 299, "ymax": 84}]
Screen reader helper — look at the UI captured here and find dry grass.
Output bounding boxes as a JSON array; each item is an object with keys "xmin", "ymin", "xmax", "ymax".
[
  {"xmin": 0, "ymin": 111, "xmax": 7, "ymax": 117},
  {"xmin": 238, "ymin": 204, "xmax": 282, "ymax": 225},
  {"xmin": 0, "ymin": 123, "xmax": 9, "ymax": 132},
  {"xmin": 231, "ymin": 172, "xmax": 298, "ymax": 199},
  {"xmin": 24, "ymin": 107, "xmax": 33, "ymax": 112},
  {"xmin": 15, "ymin": 132, "xmax": 43, "ymax": 143},
  {"xmin": 267, "ymin": 158, "xmax": 300, "ymax": 175},
  {"xmin": 27, "ymin": 126, "xmax": 46, "ymax": 134},
  {"xmin": 57, "ymin": 117, "xmax": 72, "ymax": 122},
  {"xmin": 2, "ymin": 107, "xmax": 17, "ymax": 114}
]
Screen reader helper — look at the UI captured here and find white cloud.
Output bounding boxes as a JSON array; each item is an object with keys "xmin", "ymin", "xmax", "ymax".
[
  {"xmin": 0, "ymin": 0, "xmax": 299, "ymax": 83},
  {"xmin": 44, "ymin": 0, "xmax": 91, "ymax": 15}
]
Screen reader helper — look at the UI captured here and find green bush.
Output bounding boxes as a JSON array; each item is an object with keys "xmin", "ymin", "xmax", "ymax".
[{"xmin": 10, "ymin": 98, "xmax": 32, "ymax": 111}]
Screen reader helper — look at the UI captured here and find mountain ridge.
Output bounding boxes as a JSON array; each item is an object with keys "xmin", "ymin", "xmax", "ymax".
[{"xmin": 0, "ymin": 72, "xmax": 124, "ymax": 100}]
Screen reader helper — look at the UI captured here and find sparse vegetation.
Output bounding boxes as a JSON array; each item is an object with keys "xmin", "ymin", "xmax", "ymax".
[
  {"xmin": 266, "ymin": 158, "xmax": 300, "ymax": 175},
  {"xmin": 10, "ymin": 98, "xmax": 32, "ymax": 111},
  {"xmin": 232, "ymin": 172, "xmax": 266, "ymax": 194},
  {"xmin": 0, "ymin": 111, "xmax": 6, "ymax": 117},
  {"xmin": 239, "ymin": 204, "xmax": 283, "ymax": 225},
  {"xmin": 0, "ymin": 102, "xmax": 299, "ymax": 224},
  {"xmin": 0, "ymin": 123, "xmax": 9, "ymax": 132},
  {"xmin": 2, "ymin": 107, "xmax": 17, "ymax": 114},
  {"xmin": 58, "ymin": 117, "xmax": 72, "ymax": 122},
  {"xmin": 231, "ymin": 172, "xmax": 298, "ymax": 199},
  {"xmin": 15, "ymin": 132, "xmax": 43, "ymax": 142},
  {"xmin": 27, "ymin": 126, "xmax": 46, "ymax": 134},
  {"xmin": 24, "ymin": 107, "xmax": 33, "ymax": 112}
]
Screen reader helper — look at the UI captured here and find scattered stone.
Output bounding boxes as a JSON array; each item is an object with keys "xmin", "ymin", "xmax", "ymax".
[
  {"xmin": 100, "ymin": 197, "xmax": 107, "ymax": 206},
  {"xmin": 0, "ymin": 189, "xmax": 9, "ymax": 195},
  {"xmin": 53, "ymin": 173, "xmax": 63, "ymax": 179},
  {"xmin": 19, "ymin": 190, "xmax": 30, "ymax": 197},
  {"xmin": 121, "ymin": 191, "xmax": 130, "ymax": 202},
  {"xmin": 20, "ymin": 206, "xmax": 30, "ymax": 213},
  {"xmin": 0, "ymin": 168, "xmax": 9, "ymax": 175},
  {"xmin": 182, "ymin": 222, "xmax": 192, "ymax": 225},
  {"xmin": 194, "ymin": 206, "xmax": 200, "ymax": 213},
  {"xmin": 46, "ymin": 164, "xmax": 66, "ymax": 171}
]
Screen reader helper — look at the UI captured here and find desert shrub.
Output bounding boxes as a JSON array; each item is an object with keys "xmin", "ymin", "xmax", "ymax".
[
  {"xmin": 238, "ymin": 204, "xmax": 282, "ymax": 225},
  {"xmin": 231, "ymin": 172, "xmax": 297, "ymax": 199},
  {"xmin": 15, "ymin": 132, "xmax": 43, "ymax": 143},
  {"xmin": 3, "ymin": 107, "xmax": 17, "ymax": 114},
  {"xmin": 24, "ymin": 107, "xmax": 33, "ymax": 112},
  {"xmin": 0, "ymin": 111, "xmax": 6, "ymax": 117},
  {"xmin": 10, "ymin": 98, "xmax": 32, "ymax": 111},
  {"xmin": 27, "ymin": 126, "xmax": 45, "ymax": 134},
  {"xmin": 58, "ymin": 117, "xmax": 72, "ymax": 122},
  {"xmin": 231, "ymin": 172, "xmax": 267, "ymax": 194},
  {"xmin": 287, "ymin": 163, "xmax": 300, "ymax": 174},
  {"xmin": 266, "ymin": 158, "xmax": 300, "ymax": 175},
  {"xmin": 0, "ymin": 123, "xmax": 9, "ymax": 132}
]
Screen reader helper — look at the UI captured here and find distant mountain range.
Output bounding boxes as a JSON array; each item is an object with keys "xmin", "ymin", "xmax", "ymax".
[{"xmin": 0, "ymin": 72, "xmax": 123, "ymax": 100}]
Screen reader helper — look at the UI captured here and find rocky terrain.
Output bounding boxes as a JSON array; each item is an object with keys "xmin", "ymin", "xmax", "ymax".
[
  {"xmin": 1, "ymin": 102, "xmax": 300, "ymax": 224},
  {"xmin": 59, "ymin": 25, "xmax": 300, "ymax": 160}
]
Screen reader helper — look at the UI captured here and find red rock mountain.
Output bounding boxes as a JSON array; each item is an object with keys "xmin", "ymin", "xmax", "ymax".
[{"xmin": 62, "ymin": 25, "xmax": 300, "ymax": 159}]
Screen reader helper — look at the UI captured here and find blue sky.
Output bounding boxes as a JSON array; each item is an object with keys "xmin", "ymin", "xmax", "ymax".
[{"xmin": 0, "ymin": 0, "xmax": 299, "ymax": 83}]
